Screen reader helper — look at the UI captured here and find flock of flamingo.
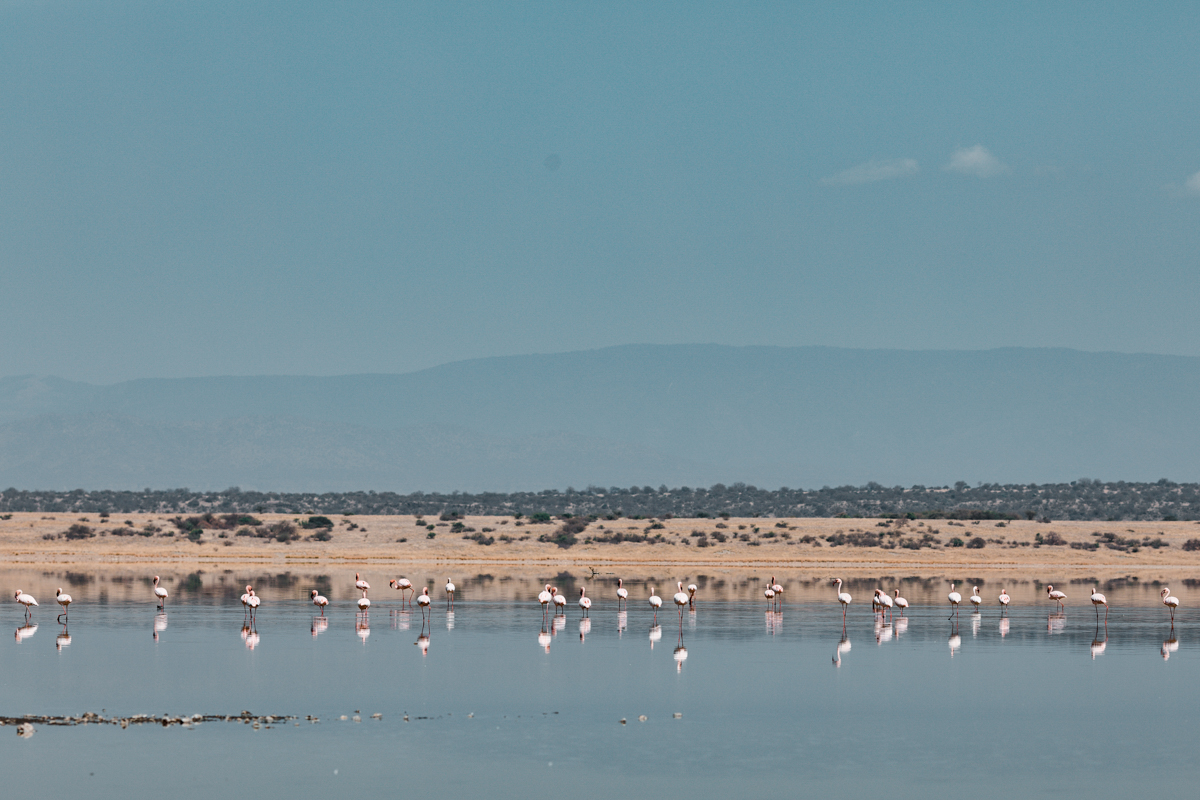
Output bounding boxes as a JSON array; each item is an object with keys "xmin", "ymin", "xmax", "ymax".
[{"xmin": 11, "ymin": 573, "xmax": 1185, "ymax": 661}]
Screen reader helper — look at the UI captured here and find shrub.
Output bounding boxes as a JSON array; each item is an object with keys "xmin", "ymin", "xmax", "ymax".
[
  {"xmin": 187, "ymin": 530, "xmax": 202, "ymax": 542},
  {"xmin": 271, "ymin": 522, "xmax": 299, "ymax": 543},
  {"xmin": 1183, "ymin": 539, "xmax": 1200, "ymax": 551},
  {"xmin": 948, "ymin": 537, "xmax": 964, "ymax": 547},
  {"xmin": 300, "ymin": 516, "xmax": 333, "ymax": 529},
  {"xmin": 696, "ymin": 535, "xmax": 710, "ymax": 547},
  {"xmin": 966, "ymin": 537, "xmax": 986, "ymax": 549},
  {"xmin": 711, "ymin": 531, "xmax": 728, "ymax": 543},
  {"xmin": 529, "ymin": 512, "xmax": 551, "ymax": 523},
  {"xmin": 64, "ymin": 524, "xmax": 95, "ymax": 541},
  {"xmin": 309, "ymin": 530, "xmax": 332, "ymax": 542},
  {"xmin": 440, "ymin": 511, "xmax": 462, "ymax": 521}
]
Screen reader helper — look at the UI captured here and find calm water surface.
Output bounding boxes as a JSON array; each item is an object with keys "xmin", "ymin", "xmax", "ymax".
[{"xmin": 2, "ymin": 588, "xmax": 1196, "ymax": 799}]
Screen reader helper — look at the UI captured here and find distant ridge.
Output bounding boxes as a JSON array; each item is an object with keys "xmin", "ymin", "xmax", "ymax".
[{"xmin": 1, "ymin": 344, "xmax": 1198, "ymax": 491}]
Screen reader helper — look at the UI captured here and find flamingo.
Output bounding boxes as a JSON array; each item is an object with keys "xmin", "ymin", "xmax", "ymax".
[
  {"xmin": 445, "ymin": 578, "xmax": 456, "ymax": 609},
  {"xmin": 998, "ymin": 588, "xmax": 1011, "ymax": 611},
  {"xmin": 770, "ymin": 577, "xmax": 783, "ymax": 610},
  {"xmin": 55, "ymin": 589, "xmax": 72, "ymax": 620},
  {"xmin": 310, "ymin": 589, "xmax": 329, "ymax": 615},
  {"xmin": 893, "ymin": 589, "xmax": 908, "ymax": 616},
  {"xmin": 14, "ymin": 589, "xmax": 37, "ymax": 618},
  {"xmin": 947, "ymin": 583, "xmax": 962, "ymax": 619},
  {"xmin": 1089, "ymin": 586, "xmax": 1108, "ymax": 621},
  {"xmin": 553, "ymin": 587, "xmax": 567, "ymax": 616},
  {"xmin": 687, "ymin": 583, "xmax": 698, "ymax": 609},
  {"xmin": 648, "ymin": 586, "xmax": 662, "ymax": 622},
  {"xmin": 248, "ymin": 589, "xmax": 261, "ymax": 620},
  {"xmin": 152, "ymin": 576, "xmax": 168, "ymax": 608},
  {"xmin": 417, "ymin": 587, "xmax": 431, "ymax": 616},
  {"xmin": 1161, "ymin": 587, "xmax": 1180, "ymax": 621},
  {"xmin": 970, "ymin": 586, "xmax": 983, "ymax": 611},
  {"xmin": 355, "ymin": 573, "xmax": 370, "ymax": 593},
  {"xmin": 673, "ymin": 582, "xmax": 689, "ymax": 619},
  {"xmin": 764, "ymin": 585, "xmax": 776, "ymax": 608},
  {"xmin": 616, "ymin": 579, "xmax": 629, "ymax": 610},
  {"xmin": 389, "ymin": 578, "xmax": 414, "ymax": 606},
  {"xmin": 538, "ymin": 584, "xmax": 553, "ymax": 616},
  {"xmin": 833, "ymin": 579, "xmax": 851, "ymax": 621},
  {"xmin": 1046, "ymin": 585, "xmax": 1067, "ymax": 611},
  {"xmin": 876, "ymin": 589, "xmax": 894, "ymax": 621},
  {"xmin": 241, "ymin": 585, "xmax": 253, "ymax": 618},
  {"xmin": 578, "ymin": 587, "xmax": 592, "ymax": 617}
]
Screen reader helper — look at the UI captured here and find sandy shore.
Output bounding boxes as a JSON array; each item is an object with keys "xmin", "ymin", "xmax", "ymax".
[{"xmin": 3, "ymin": 513, "xmax": 1199, "ymax": 607}]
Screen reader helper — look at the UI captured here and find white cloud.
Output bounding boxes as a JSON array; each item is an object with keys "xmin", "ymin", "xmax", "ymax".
[
  {"xmin": 1185, "ymin": 170, "xmax": 1200, "ymax": 195},
  {"xmin": 945, "ymin": 145, "xmax": 1009, "ymax": 178},
  {"xmin": 821, "ymin": 158, "xmax": 919, "ymax": 186}
]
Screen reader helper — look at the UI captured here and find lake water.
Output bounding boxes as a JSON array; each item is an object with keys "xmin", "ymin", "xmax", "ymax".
[{"xmin": 2, "ymin": 574, "xmax": 1196, "ymax": 799}]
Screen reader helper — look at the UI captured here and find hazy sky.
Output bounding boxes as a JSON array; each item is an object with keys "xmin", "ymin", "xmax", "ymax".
[{"xmin": 3, "ymin": 1, "xmax": 1199, "ymax": 383}]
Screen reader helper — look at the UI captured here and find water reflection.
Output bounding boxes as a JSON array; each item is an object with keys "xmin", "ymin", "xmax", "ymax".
[
  {"xmin": 446, "ymin": 611, "xmax": 455, "ymax": 631},
  {"xmin": 616, "ymin": 611, "xmax": 627, "ymax": 636},
  {"xmin": 1047, "ymin": 612, "xmax": 1066, "ymax": 634},
  {"xmin": 311, "ymin": 615, "xmax": 329, "ymax": 638},
  {"xmin": 673, "ymin": 644, "xmax": 688, "ymax": 672},
  {"xmin": 1091, "ymin": 624, "xmax": 1107, "ymax": 659},
  {"xmin": 390, "ymin": 609, "xmax": 411, "ymax": 631},
  {"xmin": 416, "ymin": 615, "xmax": 430, "ymax": 656},
  {"xmin": 153, "ymin": 612, "xmax": 167, "ymax": 642},
  {"xmin": 15, "ymin": 622, "xmax": 37, "ymax": 643},
  {"xmin": 765, "ymin": 611, "xmax": 782, "ymax": 636},
  {"xmin": 56, "ymin": 623, "xmax": 71, "ymax": 650},
  {"xmin": 241, "ymin": 622, "xmax": 260, "ymax": 650},
  {"xmin": 356, "ymin": 615, "xmax": 371, "ymax": 645},
  {"xmin": 999, "ymin": 617, "xmax": 1010, "ymax": 638},
  {"xmin": 1162, "ymin": 628, "xmax": 1179, "ymax": 660},
  {"xmin": 579, "ymin": 617, "xmax": 591, "ymax": 642},
  {"xmin": 538, "ymin": 626, "xmax": 552, "ymax": 652},
  {"xmin": 833, "ymin": 633, "xmax": 851, "ymax": 667},
  {"xmin": 649, "ymin": 624, "xmax": 662, "ymax": 649},
  {"xmin": 948, "ymin": 625, "xmax": 961, "ymax": 658},
  {"xmin": 894, "ymin": 616, "xmax": 909, "ymax": 637},
  {"xmin": 874, "ymin": 618, "xmax": 893, "ymax": 645},
  {"xmin": 971, "ymin": 612, "xmax": 982, "ymax": 638}
]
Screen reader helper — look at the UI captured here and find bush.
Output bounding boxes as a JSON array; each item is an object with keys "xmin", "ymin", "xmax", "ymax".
[
  {"xmin": 309, "ymin": 530, "xmax": 332, "ymax": 542},
  {"xmin": 966, "ymin": 537, "xmax": 986, "ymax": 549},
  {"xmin": 270, "ymin": 522, "xmax": 299, "ymax": 543},
  {"xmin": 529, "ymin": 512, "xmax": 551, "ymax": 523},
  {"xmin": 696, "ymin": 535, "xmax": 710, "ymax": 547},
  {"xmin": 711, "ymin": 531, "xmax": 728, "ymax": 543},
  {"xmin": 300, "ymin": 516, "xmax": 334, "ymax": 529},
  {"xmin": 1183, "ymin": 539, "xmax": 1200, "ymax": 551},
  {"xmin": 948, "ymin": 537, "xmax": 964, "ymax": 547},
  {"xmin": 64, "ymin": 524, "xmax": 95, "ymax": 541},
  {"xmin": 187, "ymin": 530, "xmax": 202, "ymax": 542},
  {"xmin": 439, "ymin": 511, "xmax": 462, "ymax": 521}
]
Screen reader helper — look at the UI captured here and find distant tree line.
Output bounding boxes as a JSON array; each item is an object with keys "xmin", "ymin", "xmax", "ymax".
[{"xmin": 1, "ymin": 478, "xmax": 1197, "ymax": 521}]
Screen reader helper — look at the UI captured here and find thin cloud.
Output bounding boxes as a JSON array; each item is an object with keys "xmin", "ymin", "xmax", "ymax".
[
  {"xmin": 821, "ymin": 158, "xmax": 919, "ymax": 186},
  {"xmin": 1185, "ymin": 169, "xmax": 1200, "ymax": 195},
  {"xmin": 945, "ymin": 145, "xmax": 1009, "ymax": 178}
]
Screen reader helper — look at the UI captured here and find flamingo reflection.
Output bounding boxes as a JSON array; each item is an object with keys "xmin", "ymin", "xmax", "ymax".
[
  {"xmin": 14, "ymin": 623, "xmax": 37, "ymax": 643},
  {"xmin": 241, "ymin": 622, "xmax": 260, "ymax": 650},
  {"xmin": 153, "ymin": 611, "xmax": 167, "ymax": 642},
  {"xmin": 948, "ymin": 624, "xmax": 962, "ymax": 658},
  {"xmin": 390, "ymin": 609, "xmax": 411, "ymax": 631},
  {"xmin": 765, "ymin": 610, "xmax": 782, "ymax": 636},
  {"xmin": 875, "ymin": 617, "xmax": 893, "ymax": 645},
  {"xmin": 579, "ymin": 617, "xmax": 591, "ymax": 642},
  {"xmin": 311, "ymin": 615, "xmax": 329, "ymax": 637},
  {"xmin": 998, "ymin": 617, "xmax": 1010, "ymax": 638},
  {"xmin": 553, "ymin": 614, "xmax": 566, "ymax": 633},
  {"xmin": 1047, "ymin": 612, "xmax": 1066, "ymax": 634},
  {"xmin": 894, "ymin": 615, "xmax": 909, "ymax": 637},
  {"xmin": 356, "ymin": 616, "xmax": 371, "ymax": 645},
  {"xmin": 616, "ymin": 610, "xmax": 627, "ymax": 636},
  {"xmin": 538, "ymin": 625, "xmax": 552, "ymax": 652},
  {"xmin": 446, "ymin": 611, "xmax": 455, "ymax": 631},
  {"xmin": 1162, "ymin": 627, "xmax": 1179, "ymax": 660},
  {"xmin": 833, "ymin": 633, "xmax": 851, "ymax": 667},
  {"xmin": 1090, "ymin": 623, "xmax": 1107, "ymax": 659},
  {"xmin": 649, "ymin": 624, "xmax": 662, "ymax": 649},
  {"xmin": 674, "ymin": 644, "xmax": 688, "ymax": 672},
  {"xmin": 971, "ymin": 612, "xmax": 982, "ymax": 638},
  {"xmin": 415, "ymin": 615, "xmax": 430, "ymax": 655},
  {"xmin": 56, "ymin": 623, "xmax": 71, "ymax": 650}
]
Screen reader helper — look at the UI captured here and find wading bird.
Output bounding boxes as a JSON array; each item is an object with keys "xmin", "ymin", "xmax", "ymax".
[
  {"xmin": 310, "ymin": 589, "xmax": 328, "ymax": 616},
  {"xmin": 970, "ymin": 586, "xmax": 982, "ymax": 611},
  {"xmin": 648, "ymin": 587, "xmax": 662, "ymax": 622},
  {"xmin": 14, "ymin": 589, "xmax": 37, "ymax": 619},
  {"xmin": 417, "ymin": 587, "xmax": 431, "ymax": 617},
  {"xmin": 947, "ymin": 583, "xmax": 962, "ymax": 619},
  {"xmin": 389, "ymin": 578, "xmax": 414, "ymax": 606},
  {"xmin": 1161, "ymin": 587, "xmax": 1180, "ymax": 621},
  {"xmin": 55, "ymin": 588, "xmax": 72, "ymax": 621},
  {"xmin": 538, "ymin": 584, "xmax": 553, "ymax": 616},
  {"xmin": 616, "ymin": 579, "xmax": 629, "ymax": 610},
  {"xmin": 833, "ymin": 579, "xmax": 852, "ymax": 621},
  {"xmin": 553, "ymin": 587, "xmax": 567, "ymax": 616},
  {"xmin": 445, "ymin": 578, "xmax": 456, "ymax": 610},
  {"xmin": 248, "ymin": 589, "xmax": 261, "ymax": 620},
  {"xmin": 875, "ymin": 589, "xmax": 894, "ymax": 621},
  {"xmin": 1046, "ymin": 585, "xmax": 1067, "ymax": 611},
  {"xmin": 355, "ymin": 573, "xmax": 370, "ymax": 593},
  {"xmin": 893, "ymin": 589, "xmax": 908, "ymax": 616},
  {"xmin": 152, "ymin": 576, "xmax": 168, "ymax": 608},
  {"xmin": 770, "ymin": 577, "xmax": 783, "ymax": 610},
  {"xmin": 764, "ymin": 585, "xmax": 775, "ymax": 608},
  {"xmin": 578, "ymin": 587, "xmax": 592, "ymax": 617},
  {"xmin": 1090, "ymin": 586, "xmax": 1108, "ymax": 621},
  {"xmin": 673, "ymin": 583, "xmax": 689, "ymax": 619},
  {"xmin": 687, "ymin": 584, "xmax": 698, "ymax": 609},
  {"xmin": 241, "ymin": 585, "xmax": 253, "ymax": 618},
  {"xmin": 998, "ymin": 588, "xmax": 1011, "ymax": 611}
]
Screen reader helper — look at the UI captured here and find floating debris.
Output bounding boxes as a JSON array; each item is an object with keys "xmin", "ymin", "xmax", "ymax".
[
  {"xmin": 673, "ymin": 713, "xmax": 682, "ymax": 719},
  {"xmin": 17, "ymin": 723, "xmax": 35, "ymax": 738},
  {"xmin": 619, "ymin": 718, "xmax": 626, "ymax": 725},
  {"xmin": 371, "ymin": 713, "xmax": 382, "ymax": 719},
  {"xmin": 638, "ymin": 715, "xmax": 647, "ymax": 722}
]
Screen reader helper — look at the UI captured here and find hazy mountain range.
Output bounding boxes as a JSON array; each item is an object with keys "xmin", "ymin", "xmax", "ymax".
[{"xmin": 1, "ymin": 345, "xmax": 1197, "ymax": 492}]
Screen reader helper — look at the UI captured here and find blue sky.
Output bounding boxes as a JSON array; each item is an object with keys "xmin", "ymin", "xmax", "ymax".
[{"xmin": 2, "ymin": 1, "xmax": 1198, "ymax": 382}]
